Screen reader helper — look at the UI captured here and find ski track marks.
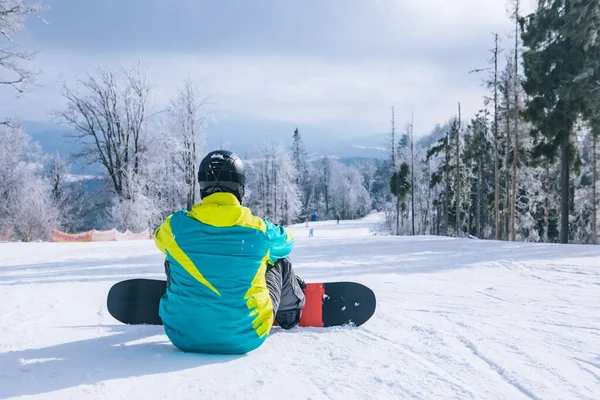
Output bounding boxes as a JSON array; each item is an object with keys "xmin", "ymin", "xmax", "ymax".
[{"xmin": 1, "ymin": 213, "xmax": 599, "ymax": 399}]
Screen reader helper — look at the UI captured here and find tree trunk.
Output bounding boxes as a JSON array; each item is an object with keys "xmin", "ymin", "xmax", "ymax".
[
  {"xmin": 410, "ymin": 111, "xmax": 415, "ymax": 235},
  {"xmin": 401, "ymin": 202, "xmax": 404, "ymax": 232},
  {"xmin": 511, "ymin": 1, "xmax": 520, "ymax": 242},
  {"xmin": 391, "ymin": 107, "xmax": 396, "ymax": 169},
  {"xmin": 455, "ymin": 104, "xmax": 461, "ymax": 237},
  {"xmin": 396, "ymin": 194, "xmax": 400, "ymax": 235},
  {"xmin": 437, "ymin": 195, "xmax": 441, "ymax": 235},
  {"xmin": 593, "ymin": 132, "xmax": 597, "ymax": 244},
  {"xmin": 504, "ymin": 83, "xmax": 512, "ymax": 241},
  {"xmin": 186, "ymin": 137, "xmax": 194, "ymax": 211},
  {"xmin": 477, "ymin": 158, "xmax": 482, "ymax": 238},
  {"xmin": 425, "ymin": 159, "xmax": 432, "ymax": 235},
  {"xmin": 467, "ymin": 192, "xmax": 471, "ymax": 236},
  {"xmin": 560, "ymin": 133, "xmax": 570, "ymax": 244},
  {"xmin": 444, "ymin": 137, "xmax": 450, "ymax": 236},
  {"xmin": 544, "ymin": 163, "xmax": 550, "ymax": 242},
  {"xmin": 511, "ymin": 123, "xmax": 519, "ymax": 241},
  {"xmin": 493, "ymin": 33, "xmax": 500, "ymax": 241}
]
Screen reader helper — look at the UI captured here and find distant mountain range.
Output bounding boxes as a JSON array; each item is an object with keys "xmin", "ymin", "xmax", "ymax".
[
  {"xmin": 21, "ymin": 115, "xmax": 390, "ymax": 175},
  {"xmin": 21, "ymin": 112, "xmax": 449, "ymax": 176}
]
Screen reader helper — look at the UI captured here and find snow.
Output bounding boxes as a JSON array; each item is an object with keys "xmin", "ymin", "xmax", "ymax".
[
  {"xmin": 1, "ymin": 211, "xmax": 599, "ymax": 399},
  {"xmin": 63, "ymin": 174, "xmax": 98, "ymax": 183},
  {"xmin": 352, "ymin": 145, "xmax": 387, "ymax": 151}
]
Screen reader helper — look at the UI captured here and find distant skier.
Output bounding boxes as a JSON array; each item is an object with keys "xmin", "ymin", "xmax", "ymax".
[
  {"xmin": 309, "ymin": 227, "xmax": 314, "ymax": 237},
  {"xmin": 153, "ymin": 149, "xmax": 306, "ymax": 354}
]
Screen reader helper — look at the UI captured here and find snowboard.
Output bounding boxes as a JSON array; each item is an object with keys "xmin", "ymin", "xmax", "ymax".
[{"xmin": 107, "ymin": 278, "xmax": 376, "ymax": 328}]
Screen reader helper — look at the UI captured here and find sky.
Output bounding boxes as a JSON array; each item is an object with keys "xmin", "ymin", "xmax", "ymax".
[{"xmin": 1, "ymin": 0, "xmax": 537, "ymax": 140}]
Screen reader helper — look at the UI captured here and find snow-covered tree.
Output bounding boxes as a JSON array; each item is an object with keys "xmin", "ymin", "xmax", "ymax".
[
  {"xmin": 54, "ymin": 63, "xmax": 165, "ymax": 231},
  {"xmin": 360, "ymin": 160, "xmax": 377, "ymax": 198},
  {"xmin": 56, "ymin": 64, "xmax": 153, "ymax": 202},
  {"xmin": 520, "ymin": 0, "xmax": 600, "ymax": 244},
  {"xmin": 0, "ymin": 0, "xmax": 40, "ymax": 101},
  {"xmin": 427, "ymin": 121, "xmax": 453, "ymax": 236},
  {"xmin": 168, "ymin": 77, "xmax": 210, "ymax": 211},
  {"xmin": 245, "ymin": 141, "xmax": 301, "ymax": 225},
  {"xmin": 329, "ymin": 161, "xmax": 371, "ymax": 220},
  {"xmin": 390, "ymin": 162, "xmax": 410, "ymax": 234},
  {"xmin": 12, "ymin": 173, "xmax": 59, "ymax": 241},
  {"xmin": 291, "ymin": 127, "xmax": 313, "ymax": 220},
  {"xmin": 0, "ymin": 125, "xmax": 59, "ymax": 241},
  {"xmin": 141, "ymin": 123, "xmax": 188, "ymax": 218},
  {"xmin": 44, "ymin": 152, "xmax": 88, "ymax": 232}
]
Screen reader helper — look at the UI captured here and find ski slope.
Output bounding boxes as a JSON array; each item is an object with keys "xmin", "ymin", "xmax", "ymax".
[{"xmin": 1, "ymin": 212, "xmax": 599, "ymax": 400}]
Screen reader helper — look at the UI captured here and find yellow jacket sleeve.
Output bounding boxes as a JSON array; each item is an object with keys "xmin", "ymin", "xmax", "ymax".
[{"xmin": 154, "ymin": 214, "xmax": 174, "ymax": 256}]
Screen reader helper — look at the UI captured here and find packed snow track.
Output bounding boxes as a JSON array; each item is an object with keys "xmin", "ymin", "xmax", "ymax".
[{"xmin": 1, "ymin": 212, "xmax": 599, "ymax": 399}]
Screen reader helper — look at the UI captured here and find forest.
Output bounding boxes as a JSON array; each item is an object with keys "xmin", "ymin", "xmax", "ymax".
[{"xmin": 0, "ymin": 0, "xmax": 599, "ymax": 245}]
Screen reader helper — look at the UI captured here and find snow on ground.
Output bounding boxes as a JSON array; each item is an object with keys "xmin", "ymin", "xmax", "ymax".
[{"xmin": 1, "ymin": 211, "xmax": 599, "ymax": 399}]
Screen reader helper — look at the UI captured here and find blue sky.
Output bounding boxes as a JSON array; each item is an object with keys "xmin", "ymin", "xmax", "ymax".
[{"xmin": 2, "ymin": 0, "xmax": 535, "ymax": 139}]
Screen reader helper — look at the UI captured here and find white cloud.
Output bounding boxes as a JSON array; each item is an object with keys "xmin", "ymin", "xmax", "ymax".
[
  {"xmin": 0, "ymin": 49, "xmax": 505, "ymax": 137},
  {"xmin": 0, "ymin": 0, "xmax": 539, "ymax": 138}
]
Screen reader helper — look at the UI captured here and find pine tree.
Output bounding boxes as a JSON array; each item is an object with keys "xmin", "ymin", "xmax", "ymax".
[
  {"xmin": 390, "ymin": 163, "xmax": 411, "ymax": 234},
  {"xmin": 407, "ymin": 111, "xmax": 416, "ymax": 235},
  {"xmin": 455, "ymin": 104, "xmax": 462, "ymax": 236},
  {"xmin": 471, "ymin": 33, "xmax": 502, "ymax": 239},
  {"xmin": 520, "ymin": 0, "xmax": 593, "ymax": 243},
  {"xmin": 427, "ymin": 124, "xmax": 453, "ymax": 236},
  {"xmin": 463, "ymin": 111, "xmax": 494, "ymax": 238},
  {"xmin": 390, "ymin": 107, "xmax": 396, "ymax": 170},
  {"xmin": 292, "ymin": 127, "xmax": 307, "ymax": 185},
  {"xmin": 573, "ymin": 1, "xmax": 600, "ymax": 242}
]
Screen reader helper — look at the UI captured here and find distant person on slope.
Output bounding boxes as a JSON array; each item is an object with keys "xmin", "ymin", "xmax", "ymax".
[{"xmin": 153, "ymin": 150, "xmax": 306, "ymax": 354}]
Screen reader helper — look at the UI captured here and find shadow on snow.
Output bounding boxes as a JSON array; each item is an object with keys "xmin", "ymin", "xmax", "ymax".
[{"xmin": 0, "ymin": 324, "xmax": 243, "ymax": 399}]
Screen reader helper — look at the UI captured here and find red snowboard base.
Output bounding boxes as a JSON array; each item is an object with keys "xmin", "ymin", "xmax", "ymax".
[{"xmin": 274, "ymin": 282, "xmax": 376, "ymax": 328}]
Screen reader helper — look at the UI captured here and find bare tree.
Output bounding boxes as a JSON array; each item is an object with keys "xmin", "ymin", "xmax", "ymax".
[
  {"xmin": 390, "ymin": 107, "xmax": 396, "ymax": 170},
  {"xmin": 168, "ymin": 77, "xmax": 211, "ymax": 210},
  {"xmin": 407, "ymin": 110, "xmax": 416, "ymax": 235},
  {"xmin": 458, "ymin": 105, "xmax": 462, "ymax": 236},
  {"xmin": 492, "ymin": 35, "xmax": 502, "ymax": 241},
  {"xmin": 470, "ymin": 33, "xmax": 502, "ymax": 239},
  {"xmin": 592, "ymin": 123, "xmax": 599, "ymax": 243},
  {"xmin": 245, "ymin": 142, "xmax": 301, "ymax": 224},
  {"xmin": 322, "ymin": 155, "xmax": 333, "ymax": 217},
  {"xmin": 361, "ymin": 160, "xmax": 377, "ymax": 198},
  {"xmin": 390, "ymin": 107, "xmax": 400, "ymax": 233},
  {"xmin": 0, "ymin": 0, "xmax": 40, "ymax": 99},
  {"xmin": 510, "ymin": 0, "xmax": 521, "ymax": 242},
  {"xmin": 54, "ymin": 64, "xmax": 152, "ymax": 201},
  {"xmin": 45, "ymin": 151, "xmax": 88, "ymax": 231}
]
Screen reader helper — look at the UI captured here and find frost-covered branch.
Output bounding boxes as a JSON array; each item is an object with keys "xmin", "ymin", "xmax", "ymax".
[{"xmin": 0, "ymin": 0, "xmax": 40, "ymax": 94}]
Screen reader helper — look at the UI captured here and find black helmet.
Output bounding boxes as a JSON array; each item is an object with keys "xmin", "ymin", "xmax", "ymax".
[{"xmin": 198, "ymin": 150, "xmax": 246, "ymax": 201}]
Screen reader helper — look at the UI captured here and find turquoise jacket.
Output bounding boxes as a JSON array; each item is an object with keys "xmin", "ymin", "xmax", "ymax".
[{"xmin": 153, "ymin": 192, "xmax": 294, "ymax": 354}]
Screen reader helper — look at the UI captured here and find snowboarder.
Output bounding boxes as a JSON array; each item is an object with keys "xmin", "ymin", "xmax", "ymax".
[{"xmin": 153, "ymin": 149, "xmax": 306, "ymax": 354}]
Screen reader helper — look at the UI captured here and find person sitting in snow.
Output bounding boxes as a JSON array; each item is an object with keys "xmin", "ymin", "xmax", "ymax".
[{"xmin": 153, "ymin": 149, "xmax": 306, "ymax": 354}]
